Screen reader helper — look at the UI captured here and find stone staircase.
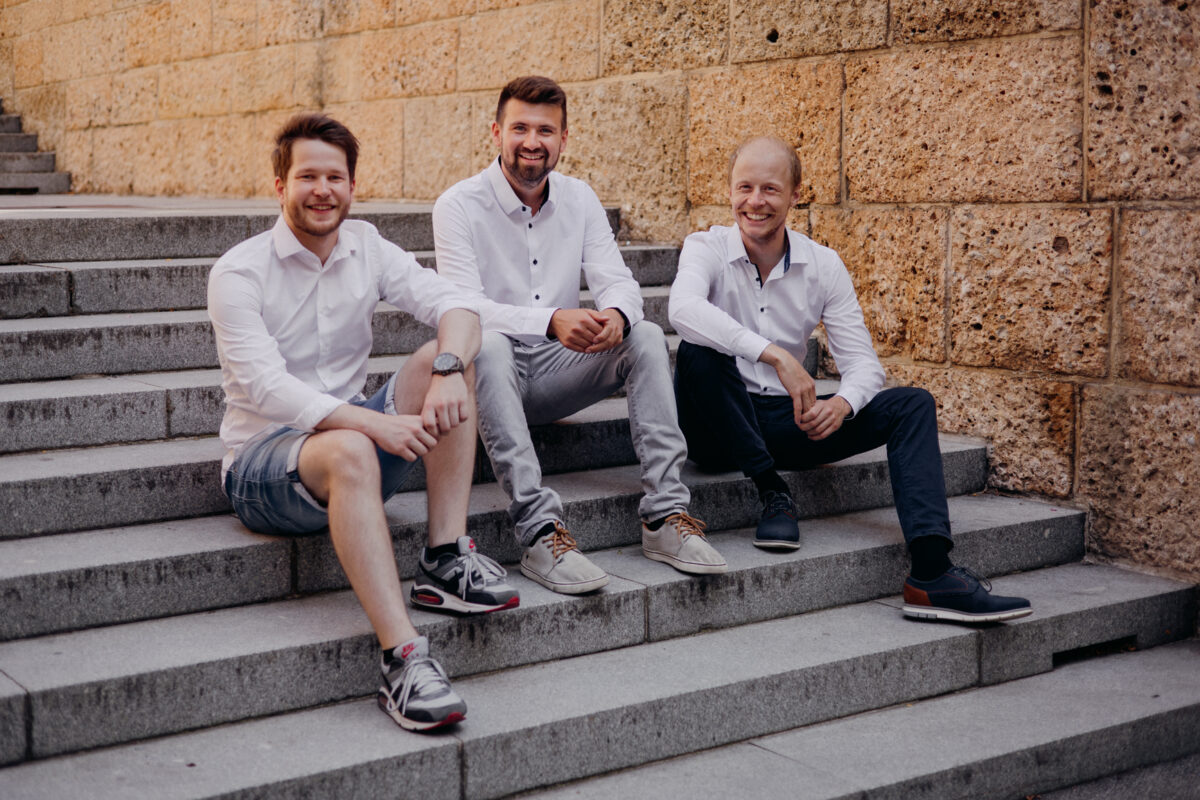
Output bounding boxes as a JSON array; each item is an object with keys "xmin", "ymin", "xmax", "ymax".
[
  {"xmin": 0, "ymin": 100, "xmax": 70, "ymax": 195},
  {"xmin": 0, "ymin": 201, "xmax": 1196, "ymax": 799}
]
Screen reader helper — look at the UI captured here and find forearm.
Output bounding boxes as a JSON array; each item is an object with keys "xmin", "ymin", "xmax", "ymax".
[{"xmin": 436, "ymin": 308, "xmax": 482, "ymax": 364}]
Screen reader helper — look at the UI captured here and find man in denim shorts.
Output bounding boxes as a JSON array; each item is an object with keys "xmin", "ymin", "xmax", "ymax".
[{"xmin": 208, "ymin": 112, "xmax": 517, "ymax": 732}]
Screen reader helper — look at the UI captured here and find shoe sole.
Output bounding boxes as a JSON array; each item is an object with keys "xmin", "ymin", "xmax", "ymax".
[
  {"xmin": 519, "ymin": 563, "xmax": 609, "ymax": 594},
  {"xmin": 377, "ymin": 696, "xmax": 466, "ymax": 732},
  {"xmin": 901, "ymin": 604, "xmax": 1034, "ymax": 624},
  {"xmin": 410, "ymin": 584, "xmax": 520, "ymax": 614},
  {"xmin": 643, "ymin": 548, "xmax": 728, "ymax": 575},
  {"xmin": 752, "ymin": 538, "xmax": 802, "ymax": 551}
]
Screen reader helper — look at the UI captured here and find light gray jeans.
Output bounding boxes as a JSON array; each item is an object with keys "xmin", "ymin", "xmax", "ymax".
[{"xmin": 474, "ymin": 321, "xmax": 691, "ymax": 547}]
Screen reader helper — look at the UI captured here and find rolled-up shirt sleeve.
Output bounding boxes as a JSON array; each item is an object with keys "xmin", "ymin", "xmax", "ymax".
[
  {"xmin": 580, "ymin": 187, "xmax": 643, "ymax": 327},
  {"xmin": 669, "ymin": 235, "xmax": 771, "ymax": 362},
  {"xmin": 207, "ymin": 268, "xmax": 344, "ymax": 431},
  {"xmin": 820, "ymin": 257, "xmax": 885, "ymax": 414}
]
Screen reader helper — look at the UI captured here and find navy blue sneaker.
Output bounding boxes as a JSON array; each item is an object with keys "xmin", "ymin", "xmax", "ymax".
[
  {"xmin": 754, "ymin": 491, "xmax": 800, "ymax": 550},
  {"xmin": 903, "ymin": 566, "xmax": 1032, "ymax": 623}
]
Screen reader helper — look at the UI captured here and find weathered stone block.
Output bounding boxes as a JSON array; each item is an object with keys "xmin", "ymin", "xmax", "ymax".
[
  {"xmin": 0, "ymin": 41, "xmax": 13, "ymax": 100},
  {"xmin": 231, "ymin": 46, "xmax": 296, "ymax": 113},
  {"xmin": 888, "ymin": 364, "xmax": 1075, "ymax": 496},
  {"xmin": 13, "ymin": 33, "xmax": 43, "ymax": 89},
  {"xmin": 170, "ymin": 0, "xmax": 213, "ymax": 61},
  {"xmin": 398, "ymin": 0, "xmax": 475, "ymax": 25},
  {"xmin": 1088, "ymin": 0, "xmax": 1200, "ymax": 200},
  {"xmin": 950, "ymin": 206, "xmax": 1111, "ymax": 376},
  {"xmin": 1079, "ymin": 386, "xmax": 1200, "ymax": 578},
  {"xmin": 845, "ymin": 37, "xmax": 1083, "ymax": 202},
  {"xmin": 292, "ymin": 39, "xmax": 322, "ymax": 107},
  {"xmin": 322, "ymin": 34, "xmax": 366, "ymax": 104},
  {"xmin": 810, "ymin": 206, "xmax": 947, "ymax": 362},
  {"xmin": 213, "ymin": 0, "xmax": 257, "ymax": 54},
  {"xmin": 731, "ymin": 0, "xmax": 886, "ymax": 63},
  {"xmin": 324, "ymin": 99, "xmax": 406, "ymax": 198},
  {"xmin": 111, "ymin": 67, "xmax": 159, "ymax": 126},
  {"xmin": 602, "ymin": 0, "xmax": 727, "ymax": 76},
  {"xmin": 1118, "ymin": 210, "xmax": 1200, "ymax": 386},
  {"xmin": 13, "ymin": 84, "xmax": 65, "ymax": 150},
  {"xmin": 361, "ymin": 22, "xmax": 458, "ymax": 100},
  {"xmin": 59, "ymin": 129, "xmax": 92, "ymax": 190},
  {"xmin": 91, "ymin": 124, "xmax": 138, "ymax": 194},
  {"xmin": 255, "ymin": 0, "xmax": 321, "ymax": 47},
  {"xmin": 565, "ymin": 75, "xmax": 688, "ymax": 243},
  {"xmin": 123, "ymin": 1, "xmax": 173, "ymax": 68},
  {"xmin": 891, "ymin": 0, "xmax": 1078, "ymax": 44},
  {"xmin": 65, "ymin": 75, "xmax": 112, "ymax": 130},
  {"xmin": 688, "ymin": 61, "xmax": 841, "ymax": 207},
  {"xmin": 458, "ymin": 0, "xmax": 599, "ymax": 91},
  {"xmin": 402, "ymin": 94, "xmax": 488, "ymax": 200},
  {"xmin": 323, "ymin": 0, "xmax": 396, "ymax": 35},
  {"xmin": 159, "ymin": 56, "xmax": 234, "ymax": 119}
]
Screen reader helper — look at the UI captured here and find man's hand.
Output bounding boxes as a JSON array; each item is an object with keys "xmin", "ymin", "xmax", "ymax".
[
  {"xmin": 798, "ymin": 396, "xmax": 852, "ymax": 441},
  {"xmin": 759, "ymin": 343, "xmax": 817, "ymax": 425},
  {"xmin": 366, "ymin": 413, "xmax": 439, "ymax": 462},
  {"xmin": 584, "ymin": 308, "xmax": 625, "ymax": 353},
  {"xmin": 549, "ymin": 308, "xmax": 612, "ymax": 352},
  {"xmin": 422, "ymin": 372, "xmax": 471, "ymax": 435}
]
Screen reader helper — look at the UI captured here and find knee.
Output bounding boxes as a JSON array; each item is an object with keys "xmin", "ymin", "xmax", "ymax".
[
  {"xmin": 317, "ymin": 430, "xmax": 380, "ymax": 485},
  {"xmin": 625, "ymin": 320, "xmax": 668, "ymax": 361},
  {"xmin": 476, "ymin": 331, "xmax": 515, "ymax": 374},
  {"xmin": 675, "ymin": 340, "xmax": 733, "ymax": 382}
]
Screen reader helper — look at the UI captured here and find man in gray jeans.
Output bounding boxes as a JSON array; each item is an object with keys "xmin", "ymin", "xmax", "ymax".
[{"xmin": 433, "ymin": 75, "xmax": 726, "ymax": 593}]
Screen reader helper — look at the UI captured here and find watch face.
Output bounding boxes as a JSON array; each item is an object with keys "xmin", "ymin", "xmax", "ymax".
[{"xmin": 432, "ymin": 353, "xmax": 464, "ymax": 373}]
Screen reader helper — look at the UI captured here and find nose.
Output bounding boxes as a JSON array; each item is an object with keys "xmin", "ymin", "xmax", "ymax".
[
  {"xmin": 521, "ymin": 129, "xmax": 540, "ymax": 151},
  {"xmin": 312, "ymin": 175, "xmax": 332, "ymax": 195}
]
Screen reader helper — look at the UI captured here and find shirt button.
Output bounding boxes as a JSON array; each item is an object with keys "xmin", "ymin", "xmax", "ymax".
[
  {"xmin": 760, "ymin": 307, "xmax": 765, "ymax": 312},
  {"xmin": 528, "ymin": 223, "xmax": 532, "ymax": 229},
  {"xmin": 521, "ymin": 206, "xmax": 527, "ymax": 211},
  {"xmin": 532, "ymin": 259, "xmax": 538, "ymax": 265},
  {"xmin": 534, "ymin": 294, "xmax": 540, "ymax": 300}
]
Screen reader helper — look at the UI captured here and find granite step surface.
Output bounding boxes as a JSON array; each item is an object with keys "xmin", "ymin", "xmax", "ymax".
[
  {"xmin": 0, "ymin": 564, "xmax": 1191, "ymax": 790},
  {"xmin": 0, "ymin": 483, "xmax": 1067, "ymax": 641},
  {"xmin": 0, "ymin": 244, "xmax": 679, "ymax": 319},
  {"xmin": 0, "ymin": 173, "xmax": 69, "ymax": 194},
  {"xmin": 0, "ymin": 114, "xmax": 21, "ymax": 133},
  {"xmin": 520, "ymin": 638, "xmax": 1200, "ymax": 800},
  {"xmin": 0, "ymin": 133, "xmax": 37, "ymax": 153},
  {"xmin": 0, "ymin": 153, "xmax": 54, "ymax": 174}
]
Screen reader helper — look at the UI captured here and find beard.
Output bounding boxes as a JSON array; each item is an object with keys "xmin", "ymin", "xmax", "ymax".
[
  {"xmin": 503, "ymin": 148, "xmax": 557, "ymax": 188},
  {"xmin": 287, "ymin": 201, "xmax": 350, "ymax": 239}
]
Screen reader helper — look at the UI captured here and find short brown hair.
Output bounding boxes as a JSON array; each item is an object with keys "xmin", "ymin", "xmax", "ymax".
[
  {"xmin": 272, "ymin": 112, "xmax": 360, "ymax": 182},
  {"xmin": 728, "ymin": 136, "xmax": 802, "ymax": 190},
  {"xmin": 496, "ymin": 75, "xmax": 568, "ymax": 129}
]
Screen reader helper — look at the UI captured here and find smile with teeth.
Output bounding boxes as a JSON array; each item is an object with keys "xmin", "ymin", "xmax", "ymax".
[{"xmin": 744, "ymin": 212, "xmax": 771, "ymax": 221}]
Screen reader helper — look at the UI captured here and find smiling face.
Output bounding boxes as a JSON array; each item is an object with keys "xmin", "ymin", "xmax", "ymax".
[
  {"xmin": 729, "ymin": 139, "xmax": 802, "ymax": 251},
  {"xmin": 492, "ymin": 98, "xmax": 567, "ymax": 195},
  {"xmin": 275, "ymin": 137, "xmax": 354, "ymax": 257}
]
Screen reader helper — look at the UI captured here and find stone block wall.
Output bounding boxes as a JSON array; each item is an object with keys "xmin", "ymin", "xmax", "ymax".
[{"xmin": 1, "ymin": 0, "xmax": 1197, "ymax": 579}]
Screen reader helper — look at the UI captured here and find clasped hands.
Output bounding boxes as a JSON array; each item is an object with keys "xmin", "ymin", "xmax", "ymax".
[{"xmin": 548, "ymin": 307, "xmax": 625, "ymax": 353}]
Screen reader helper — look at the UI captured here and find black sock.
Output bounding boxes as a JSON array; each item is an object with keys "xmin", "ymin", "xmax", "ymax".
[
  {"xmin": 424, "ymin": 541, "xmax": 460, "ymax": 560},
  {"xmin": 751, "ymin": 468, "xmax": 789, "ymax": 501},
  {"xmin": 908, "ymin": 535, "xmax": 953, "ymax": 581},
  {"xmin": 645, "ymin": 516, "xmax": 667, "ymax": 531},
  {"xmin": 529, "ymin": 522, "xmax": 557, "ymax": 544}
]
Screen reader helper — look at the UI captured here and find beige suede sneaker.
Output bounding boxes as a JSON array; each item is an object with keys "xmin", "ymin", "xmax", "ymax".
[
  {"xmin": 520, "ymin": 522, "xmax": 609, "ymax": 594},
  {"xmin": 642, "ymin": 511, "xmax": 727, "ymax": 575}
]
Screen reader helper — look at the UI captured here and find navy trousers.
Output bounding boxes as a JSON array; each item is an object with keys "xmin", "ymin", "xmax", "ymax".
[{"xmin": 673, "ymin": 341, "xmax": 952, "ymax": 546}]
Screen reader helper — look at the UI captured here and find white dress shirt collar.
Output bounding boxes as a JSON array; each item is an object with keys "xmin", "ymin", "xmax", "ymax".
[{"xmin": 485, "ymin": 157, "xmax": 557, "ymax": 217}]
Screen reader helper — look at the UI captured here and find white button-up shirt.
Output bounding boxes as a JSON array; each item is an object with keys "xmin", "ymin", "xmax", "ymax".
[
  {"xmin": 432, "ymin": 158, "xmax": 644, "ymax": 345},
  {"xmin": 208, "ymin": 216, "xmax": 477, "ymax": 474},
  {"xmin": 668, "ymin": 225, "xmax": 885, "ymax": 414}
]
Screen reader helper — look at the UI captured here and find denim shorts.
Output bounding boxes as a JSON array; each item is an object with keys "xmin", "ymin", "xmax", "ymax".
[{"xmin": 223, "ymin": 371, "xmax": 419, "ymax": 536}]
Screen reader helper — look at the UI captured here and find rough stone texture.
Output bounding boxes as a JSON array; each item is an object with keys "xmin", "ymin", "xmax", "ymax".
[
  {"xmin": 0, "ymin": 265, "xmax": 68, "ymax": 319},
  {"xmin": 458, "ymin": 0, "xmax": 600, "ymax": 91},
  {"xmin": 950, "ymin": 206, "xmax": 1112, "ymax": 376},
  {"xmin": 1088, "ymin": 0, "xmax": 1200, "ymax": 200},
  {"xmin": 888, "ymin": 364, "xmax": 1075, "ymax": 496},
  {"xmin": 601, "ymin": 0, "xmax": 727, "ymax": 76},
  {"xmin": 254, "ymin": 0, "xmax": 322, "ymax": 48},
  {"xmin": 0, "ymin": 673, "xmax": 23, "ymax": 767},
  {"xmin": 1118, "ymin": 209, "xmax": 1200, "ymax": 387},
  {"xmin": 402, "ymin": 93, "xmax": 489, "ymax": 201},
  {"xmin": 213, "ymin": 0, "xmax": 257, "ymax": 55},
  {"xmin": 110, "ymin": 67, "xmax": 159, "ymax": 126},
  {"xmin": 398, "ymin": 0, "xmax": 475, "ymax": 25},
  {"xmin": 891, "ymin": 0, "xmax": 1079, "ymax": 44},
  {"xmin": 731, "ymin": 0, "xmax": 887, "ymax": 63},
  {"xmin": 845, "ymin": 37, "xmax": 1083, "ymax": 202},
  {"xmin": 1079, "ymin": 386, "xmax": 1200, "ymax": 579},
  {"xmin": 810, "ymin": 206, "xmax": 947, "ymax": 362},
  {"xmin": 324, "ymin": 99, "xmax": 405, "ymax": 198},
  {"xmin": 562, "ymin": 76, "xmax": 689, "ymax": 243},
  {"xmin": 322, "ymin": 0, "xmax": 397, "ymax": 36},
  {"xmin": 688, "ymin": 61, "xmax": 841, "ymax": 207}
]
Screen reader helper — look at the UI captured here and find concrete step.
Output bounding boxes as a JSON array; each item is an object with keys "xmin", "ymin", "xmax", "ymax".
[
  {"xmin": 0, "ymin": 153, "xmax": 53, "ymax": 174},
  {"xmin": 0, "ymin": 244, "xmax": 679, "ymax": 319},
  {"xmin": 0, "ymin": 201, "xmax": 619, "ymax": 264},
  {"xmin": 0, "ymin": 284, "xmax": 675, "ymax": 382},
  {"xmin": 0, "ymin": 563, "xmax": 1191, "ymax": 787},
  {"xmin": 522, "ymin": 638, "xmax": 1200, "ymax": 800},
  {"xmin": 0, "ymin": 114, "xmax": 19, "ymax": 133},
  {"xmin": 0, "ymin": 133, "xmax": 37, "ymax": 153},
  {"xmin": 0, "ymin": 173, "xmax": 70, "ymax": 194},
  {"xmin": 0, "ymin": 469, "xmax": 1032, "ymax": 640}
]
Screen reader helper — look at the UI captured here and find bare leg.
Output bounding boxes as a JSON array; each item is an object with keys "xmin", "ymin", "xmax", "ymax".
[
  {"xmin": 298, "ymin": 428, "xmax": 417, "ymax": 649},
  {"xmin": 390, "ymin": 342, "xmax": 477, "ymax": 548}
]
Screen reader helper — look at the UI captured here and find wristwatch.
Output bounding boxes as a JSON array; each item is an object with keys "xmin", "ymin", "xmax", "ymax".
[{"xmin": 431, "ymin": 352, "xmax": 466, "ymax": 376}]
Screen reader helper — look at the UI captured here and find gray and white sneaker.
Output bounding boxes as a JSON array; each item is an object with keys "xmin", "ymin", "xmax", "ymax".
[
  {"xmin": 411, "ymin": 535, "xmax": 519, "ymax": 614},
  {"xmin": 520, "ymin": 522, "xmax": 609, "ymax": 594},
  {"xmin": 643, "ymin": 511, "xmax": 727, "ymax": 575},
  {"xmin": 377, "ymin": 636, "xmax": 466, "ymax": 732}
]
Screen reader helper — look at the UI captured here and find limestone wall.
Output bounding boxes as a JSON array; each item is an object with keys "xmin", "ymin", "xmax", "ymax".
[{"xmin": 2, "ymin": 0, "xmax": 1197, "ymax": 579}]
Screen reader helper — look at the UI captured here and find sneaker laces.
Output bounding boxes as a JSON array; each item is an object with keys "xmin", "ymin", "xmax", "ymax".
[
  {"xmin": 455, "ymin": 549, "xmax": 508, "ymax": 599},
  {"xmin": 663, "ymin": 511, "xmax": 707, "ymax": 540},
  {"xmin": 763, "ymin": 491, "xmax": 796, "ymax": 518},
  {"xmin": 386, "ymin": 655, "xmax": 451, "ymax": 715},
  {"xmin": 548, "ymin": 522, "xmax": 579, "ymax": 559}
]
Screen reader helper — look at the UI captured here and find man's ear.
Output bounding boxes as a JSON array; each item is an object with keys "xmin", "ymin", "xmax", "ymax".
[
  {"xmin": 491, "ymin": 120, "xmax": 502, "ymax": 148},
  {"xmin": 560, "ymin": 127, "xmax": 568, "ymax": 153},
  {"xmin": 274, "ymin": 175, "xmax": 285, "ymax": 202}
]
